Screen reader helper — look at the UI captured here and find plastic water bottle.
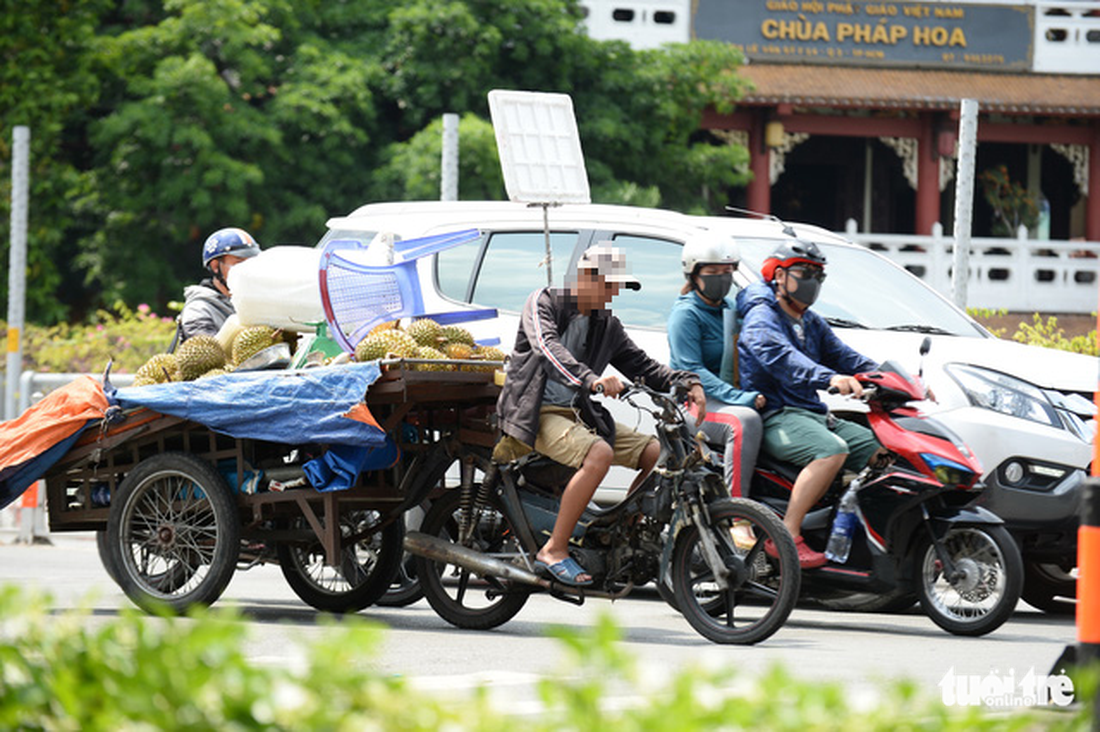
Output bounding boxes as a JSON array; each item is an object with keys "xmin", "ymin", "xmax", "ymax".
[{"xmin": 824, "ymin": 487, "xmax": 859, "ymax": 564}]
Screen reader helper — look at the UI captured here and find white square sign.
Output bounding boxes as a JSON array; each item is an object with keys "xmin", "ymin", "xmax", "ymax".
[{"xmin": 488, "ymin": 89, "xmax": 591, "ymax": 204}]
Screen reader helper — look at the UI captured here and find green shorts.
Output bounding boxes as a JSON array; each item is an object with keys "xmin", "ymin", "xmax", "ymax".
[
  {"xmin": 534, "ymin": 405, "xmax": 655, "ymax": 470},
  {"xmin": 761, "ymin": 407, "xmax": 880, "ymax": 473}
]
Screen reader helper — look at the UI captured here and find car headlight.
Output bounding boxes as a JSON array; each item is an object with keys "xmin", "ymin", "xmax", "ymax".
[{"xmin": 944, "ymin": 364, "xmax": 1061, "ymax": 429}]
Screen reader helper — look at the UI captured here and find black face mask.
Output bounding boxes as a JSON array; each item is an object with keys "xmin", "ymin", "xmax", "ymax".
[
  {"xmin": 696, "ymin": 272, "xmax": 733, "ymax": 302},
  {"xmin": 785, "ymin": 273, "xmax": 821, "ymax": 307}
]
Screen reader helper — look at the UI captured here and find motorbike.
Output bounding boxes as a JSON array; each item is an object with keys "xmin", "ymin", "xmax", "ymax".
[
  {"xmin": 404, "ymin": 382, "xmax": 802, "ymax": 645},
  {"xmin": 746, "ymin": 352, "xmax": 1024, "ymax": 636}
]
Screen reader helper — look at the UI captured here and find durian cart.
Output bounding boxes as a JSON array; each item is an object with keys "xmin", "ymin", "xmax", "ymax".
[{"xmin": 39, "ymin": 359, "xmax": 502, "ymax": 614}]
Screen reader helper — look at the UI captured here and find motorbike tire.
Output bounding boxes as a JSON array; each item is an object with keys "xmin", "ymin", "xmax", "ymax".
[
  {"xmin": 106, "ymin": 452, "xmax": 240, "ymax": 614},
  {"xmin": 670, "ymin": 498, "xmax": 800, "ymax": 645},
  {"xmin": 914, "ymin": 524, "xmax": 1023, "ymax": 636},
  {"xmin": 276, "ymin": 509, "xmax": 404, "ymax": 613},
  {"xmin": 1020, "ymin": 561, "xmax": 1077, "ymax": 615},
  {"xmin": 415, "ymin": 487, "xmax": 531, "ymax": 631}
]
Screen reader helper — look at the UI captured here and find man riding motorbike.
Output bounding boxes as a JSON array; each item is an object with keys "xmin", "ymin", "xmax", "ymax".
[
  {"xmin": 736, "ymin": 240, "xmax": 885, "ymax": 568},
  {"xmin": 496, "ymin": 243, "xmax": 705, "ymax": 586}
]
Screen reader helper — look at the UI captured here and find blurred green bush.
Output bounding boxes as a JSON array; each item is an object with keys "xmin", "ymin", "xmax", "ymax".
[{"xmin": 0, "ymin": 584, "xmax": 1090, "ymax": 731}]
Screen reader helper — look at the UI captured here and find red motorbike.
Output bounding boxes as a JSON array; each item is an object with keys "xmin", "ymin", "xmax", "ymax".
[{"xmin": 747, "ymin": 353, "xmax": 1024, "ymax": 636}]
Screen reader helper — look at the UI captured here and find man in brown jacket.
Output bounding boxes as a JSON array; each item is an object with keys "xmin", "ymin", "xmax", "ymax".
[{"xmin": 497, "ymin": 244, "xmax": 704, "ymax": 586}]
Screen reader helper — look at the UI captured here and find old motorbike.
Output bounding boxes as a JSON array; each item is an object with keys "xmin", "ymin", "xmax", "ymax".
[
  {"xmin": 747, "ymin": 358, "xmax": 1024, "ymax": 636},
  {"xmin": 405, "ymin": 383, "xmax": 801, "ymax": 645}
]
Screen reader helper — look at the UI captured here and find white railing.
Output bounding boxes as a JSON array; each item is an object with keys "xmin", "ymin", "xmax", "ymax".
[{"xmin": 843, "ymin": 220, "xmax": 1100, "ymax": 314}]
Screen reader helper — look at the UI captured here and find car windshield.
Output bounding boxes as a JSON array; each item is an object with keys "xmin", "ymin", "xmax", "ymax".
[{"xmin": 737, "ymin": 239, "xmax": 986, "ymax": 337}]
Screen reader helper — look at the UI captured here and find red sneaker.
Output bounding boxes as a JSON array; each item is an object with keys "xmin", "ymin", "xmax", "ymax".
[{"xmin": 764, "ymin": 536, "xmax": 827, "ymax": 569}]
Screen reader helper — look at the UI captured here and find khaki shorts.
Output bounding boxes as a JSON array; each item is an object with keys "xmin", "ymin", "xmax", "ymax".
[{"xmin": 534, "ymin": 405, "xmax": 655, "ymax": 470}]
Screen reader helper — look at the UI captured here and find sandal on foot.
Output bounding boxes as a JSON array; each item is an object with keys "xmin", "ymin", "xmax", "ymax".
[{"xmin": 535, "ymin": 557, "xmax": 593, "ymax": 587}]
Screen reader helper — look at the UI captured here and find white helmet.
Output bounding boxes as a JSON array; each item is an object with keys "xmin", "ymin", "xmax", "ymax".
[{"xmin": 681, "ymin": 234, "xmax": 740, "ymax": 278}]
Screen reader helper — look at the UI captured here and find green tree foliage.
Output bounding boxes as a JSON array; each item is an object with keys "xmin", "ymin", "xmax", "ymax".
[{"xmin": 1, "ymin": 0, "xmax": 751, "ymax": 326}]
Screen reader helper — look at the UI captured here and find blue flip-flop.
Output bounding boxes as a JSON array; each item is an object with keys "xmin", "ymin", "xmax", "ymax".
[{"xmin": 535, "ymin": 557, "xmax": 593, "ymax": 587}]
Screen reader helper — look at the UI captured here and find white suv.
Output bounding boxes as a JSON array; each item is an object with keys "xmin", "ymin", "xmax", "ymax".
[{"xmin": 318, "ymin": 200, "xmax": 1096, "ymax": 613}]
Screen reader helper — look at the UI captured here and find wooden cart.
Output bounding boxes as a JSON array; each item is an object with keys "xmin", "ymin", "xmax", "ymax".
[{"xmin": 42, "ymin": 366, "xmax": 501, "ymax": 614}]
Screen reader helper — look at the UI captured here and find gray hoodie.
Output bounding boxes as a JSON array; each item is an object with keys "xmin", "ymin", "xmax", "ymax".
[{"xmin": 179, "ymin": 279, "xmax": 235, "ymax": 341}]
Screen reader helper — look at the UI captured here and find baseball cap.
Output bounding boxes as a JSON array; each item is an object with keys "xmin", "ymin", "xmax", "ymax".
[{"xmin": 576, "ymin": 243, "xmax": 641, "ymax": 291}]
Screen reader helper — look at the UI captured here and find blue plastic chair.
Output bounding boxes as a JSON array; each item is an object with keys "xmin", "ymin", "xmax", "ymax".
[{"xmin": 319, "ymin": 229, "xmax": 497, "ymax": 353}]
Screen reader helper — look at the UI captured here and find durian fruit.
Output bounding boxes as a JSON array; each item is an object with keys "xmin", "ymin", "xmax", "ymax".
[
  {"xmin": 198, "ymin": 367, "xmax": 233, "ymax": 379},
  {"xmin": 472, "ymin": 345, "xmax": 507, "ymax": 373},
  {"xmin": 442, "ymin": 342, "xmax": 474, "ymax": 360},
  {"xmin": 134, "ymin": 353, "xmax": 182, "ymax": 385},
  {"xmin": 354, "ymin": 329, "xmax": 418, "ymax": 363},
  {"xmin": 411, "ymin": 346, "xmax": 447, "ymax": 371},
  {"xmin": 440, "ymin": 324, "xmax": 475, "ymax": 347},
  {"xmin": 175, "ymin": 335, "xmax": 227, "ymax": 381},
  {"xmin": 367, "ymin": 320, "xmax": 400, "ymax": 338},
  {"xmin": 406, "ymin": 318, "xmax": 444, "ymax": 348},
  {"xmin": 232, "ymin": 325, "xmax": 280, "ymax": 366}
]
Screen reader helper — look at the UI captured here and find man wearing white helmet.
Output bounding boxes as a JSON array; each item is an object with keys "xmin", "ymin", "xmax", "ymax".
[
  {"xmin": 667, "ymin": 234, "xmax": 766, "ymax": 500},
  {"xmin": 177, "ymin": 227, "xmax": 261, "ymax": 342}
]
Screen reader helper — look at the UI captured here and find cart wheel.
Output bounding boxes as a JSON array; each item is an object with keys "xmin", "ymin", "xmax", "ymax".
[
  {"xmin": 276, "ymin": 509, "xmax": 404, "ymax": 613},
  {"xmin": 106, "ymin": 452, "xmax": 241, "ymax": 614},
  {"xmin": 377, "ymin": 501, "xmax": 429, "ymax": 608},
  {"xmin": 96, "ymin": 529, "xmax": 121, "ymax": 585}
]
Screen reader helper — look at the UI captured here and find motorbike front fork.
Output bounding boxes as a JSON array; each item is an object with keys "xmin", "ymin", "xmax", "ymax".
[{"xmin": 919, "ymin": 503, "xmax": 961, "ymax": 580}]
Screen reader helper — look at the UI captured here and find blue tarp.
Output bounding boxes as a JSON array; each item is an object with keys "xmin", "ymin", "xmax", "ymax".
[
  {"xmin": 112, "ymin": 362, "xmax": 393, "ymax": 492},
  {"xmin": 112, "ymin": 362, "xmax": 387, "ymax": 447}
]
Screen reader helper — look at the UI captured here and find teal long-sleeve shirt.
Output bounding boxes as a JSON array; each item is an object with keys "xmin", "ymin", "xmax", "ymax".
[{"xmin": 667, "ymin": 291, "xmax": 760, "ymax": 408}]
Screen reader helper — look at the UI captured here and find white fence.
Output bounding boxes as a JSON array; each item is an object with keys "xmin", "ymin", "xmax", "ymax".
[{"xmin": 844, "ymin": 220, "xmax": 1100, "ymax": 314}]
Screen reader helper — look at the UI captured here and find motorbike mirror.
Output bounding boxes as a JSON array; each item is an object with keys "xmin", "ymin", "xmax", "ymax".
[{"xmin": 918, "ymin": 336, "xmax": 931, "ymax": 380}]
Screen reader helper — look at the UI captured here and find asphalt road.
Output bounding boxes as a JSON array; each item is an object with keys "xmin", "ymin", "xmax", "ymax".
[{"xmin": 0, "ymin": 530, "xmax": 1081, "ymax": 715}]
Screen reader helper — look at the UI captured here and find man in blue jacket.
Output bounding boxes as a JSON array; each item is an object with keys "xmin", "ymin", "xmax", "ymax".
[{"xmin": 737, "ymin": 240, "xmax": 881, "ymax": 568}]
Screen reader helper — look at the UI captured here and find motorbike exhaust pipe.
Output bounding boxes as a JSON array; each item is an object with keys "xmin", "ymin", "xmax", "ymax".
[{"xmin": 404, "ymin": 531, "xmax": 550, "ymax": 589}]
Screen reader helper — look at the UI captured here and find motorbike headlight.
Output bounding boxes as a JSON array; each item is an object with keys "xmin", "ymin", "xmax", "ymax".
[
  {"xmin": 921, "ymin": 453, "xmax": 976, "ymax": 487},
  {"xmin": 944, "ymin": 364, "xmax": 1061, "ymax": 429}
]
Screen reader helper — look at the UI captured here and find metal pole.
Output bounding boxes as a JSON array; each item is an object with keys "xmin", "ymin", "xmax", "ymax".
[
  {"xmin": 441, "ymin": 113, "xmax": 459, "ymax": 202},
  {"xmin": 951, "ymin": 99, "xmax": 978, "ymax": 309},
  {"xmin": 6, "ymin": 126, "xmax": 29, "ymax": 422}
]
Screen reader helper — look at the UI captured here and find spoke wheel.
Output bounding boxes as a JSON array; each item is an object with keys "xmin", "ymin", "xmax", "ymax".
[
  {"xmin": 277, "ymin": 509, "xmax": 404, "ymax": 613},
  {"xmin": 415, "ymin": 487, "xmax": 531, "ymax": 630},
  {"xmin": 671, "ymin": 498, "xmax": 800, "ymax": 645},
  {"xmin": 915, "ymin": 524, "xmax": 1023, "ymax": 636},
  {"xmin": 106, "ymin": 453, "xmax": 240, "ymax": 614},
  {"xmin": 377, "ymin": 502, "xmax": 428, "ymax": 608}
]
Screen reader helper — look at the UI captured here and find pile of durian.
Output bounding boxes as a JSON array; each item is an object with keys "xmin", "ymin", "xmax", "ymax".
[
  {"xmin": 131, "ymin": 326, "xmax": 285, "ymax": 386},
  {"xmin": 130, "ymin": 319, "xmax": 506, "ymax": 387},
  {"xmin": 353, "ymin": 318, "xmax": 506, "ymax": 372}
]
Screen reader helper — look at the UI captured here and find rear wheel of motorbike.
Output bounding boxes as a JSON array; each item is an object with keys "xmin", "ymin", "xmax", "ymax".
[
  {"xmin": 1020, "ymin": 561, "xmax": 1077, "ymax": 615},
  {"xmin": 915, "ymin": 524, "xmax": 1023, "ymax": 636},
  {"xmin": 415, "ymin": 487, "xmax": 531, "ymax": 630},
  {"xmin": 671, "ymin": 498, "xmax": 800, "ymax": 645},
  {"xmin": 276, "ymin": 509, "xmax": 404, "ymax": 613}
]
